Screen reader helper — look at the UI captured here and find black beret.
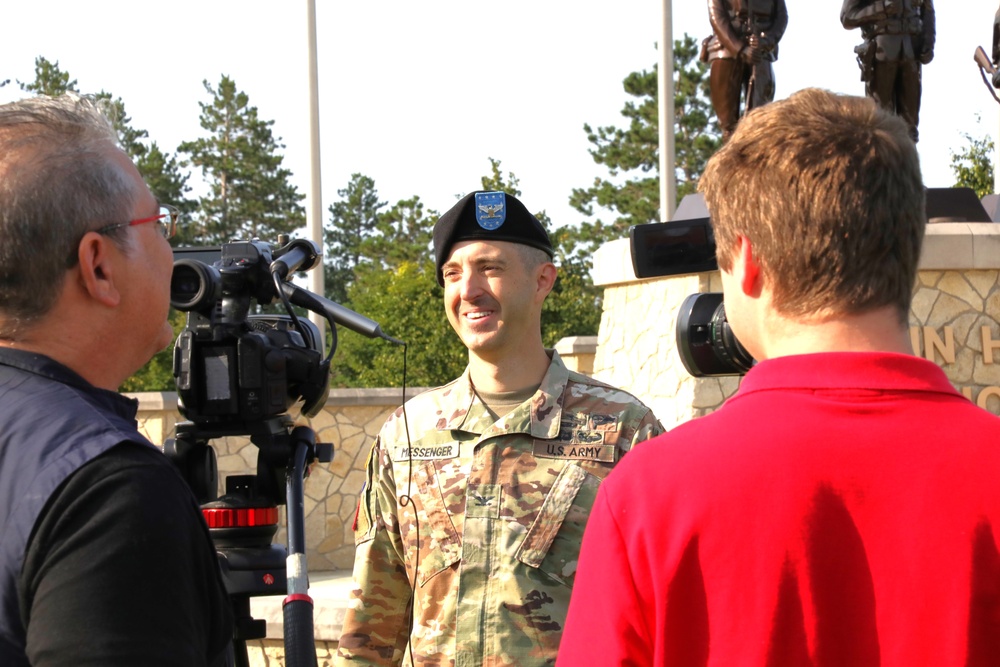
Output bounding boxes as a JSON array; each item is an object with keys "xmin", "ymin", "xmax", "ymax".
[{"xmin": 433, "ymin": 191, "xmax": 554, "ymax": 285}]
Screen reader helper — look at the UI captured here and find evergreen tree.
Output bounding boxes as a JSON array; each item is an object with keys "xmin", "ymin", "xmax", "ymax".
[
  {"xmin": 18, "ymin": 56, "xmax": 77, "ymax": 95},
  {"xmin": 324, "ymin": 173, "xmax": 384, "ymax": 304},
  {"xmin": 92, "ymin": 93, "xmax": 194, "ymax": 237},
  {"xmin": 360, "ymin": 195, "xmax": 435, "ymax": 268},
  {"xmin": 537, "ymin": 36, "xmax": 721, "ymax": 342},
  {"xmin": 569, "ymin": 35, "xmax": 720, "ymax": 246},
  {"xmin": 325, "ymin": 174, "xmax": 446, "ymax": 386},
  {"xmin": 178, "ymin": 75, "xmax": 304, "ymax": 246},
  {"xmin": 139, "ymin": 142, "xmax": 196, "ymax": 243}
]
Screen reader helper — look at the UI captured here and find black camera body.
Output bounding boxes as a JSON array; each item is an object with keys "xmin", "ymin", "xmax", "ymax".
[
  {"xmin": 170, "ymin": 239, "xmax": 329, "ymax": 427},
  {"xmin": 629, "ymin": 217, "xmax": 754, "ymax": 377}
]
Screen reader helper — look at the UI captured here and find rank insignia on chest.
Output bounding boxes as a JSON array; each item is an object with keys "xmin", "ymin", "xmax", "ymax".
[{"xmin": 394, "ymin": 443, "xmax": 459, "ymax": 460}]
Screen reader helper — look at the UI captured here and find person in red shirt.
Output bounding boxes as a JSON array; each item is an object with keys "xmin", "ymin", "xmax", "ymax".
[{"xmin": 558, "ymin": 87, "xmax": 1000, "ymax": 666}]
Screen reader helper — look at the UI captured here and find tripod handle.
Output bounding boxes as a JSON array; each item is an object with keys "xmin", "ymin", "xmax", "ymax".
[
  {"xmin": 283, "ymin": 594, "xmax": 316, "ymax": 667},
  {"xmin": 282, "ymin": 425, "xmax": 322, "ymax": 667}
]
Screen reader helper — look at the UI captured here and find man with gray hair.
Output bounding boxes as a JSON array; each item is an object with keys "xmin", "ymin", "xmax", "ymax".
[{"xmin": 0, "ymin": 94, "xmax": 232, "ymax": 665}]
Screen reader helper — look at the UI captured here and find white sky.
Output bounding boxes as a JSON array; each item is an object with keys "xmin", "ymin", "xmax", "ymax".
[{"xmin": 2, "ymin": 1, "xmax": 999, "ymax": 233}]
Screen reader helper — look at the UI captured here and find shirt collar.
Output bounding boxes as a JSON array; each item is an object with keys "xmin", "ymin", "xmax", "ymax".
[
  {"xmin": 738, "ymin": 351, "xmax": 958, "ymax": 396},
  {"xmin": 441, "ymin": 350, "xmax": 569, "ymax": 439},
  {"xmin": 0, "ymin": 347, "xmax": 139, "ymax": 421}
]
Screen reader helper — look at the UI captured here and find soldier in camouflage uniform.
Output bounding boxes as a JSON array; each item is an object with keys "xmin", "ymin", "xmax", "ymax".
[{"xmin": 335, "ymin": 191, "xmax": 663, "ymax": 666}]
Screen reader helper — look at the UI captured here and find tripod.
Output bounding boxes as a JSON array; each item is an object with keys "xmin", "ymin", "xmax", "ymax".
[{"xmin": 166, "ymin": 416, "xmax": 333, "ymax": 667}]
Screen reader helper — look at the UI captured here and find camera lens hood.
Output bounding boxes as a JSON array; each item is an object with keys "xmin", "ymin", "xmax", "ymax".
[
  {"xmin": 675, "ymin": 292, "xmax": 754, "ymax": 377},
  {"xmin": 171, "ymin": 259, "xmax": 222, "ymax": 313}
]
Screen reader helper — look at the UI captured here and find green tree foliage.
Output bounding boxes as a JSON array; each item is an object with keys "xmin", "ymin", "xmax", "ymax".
[
  {"xmin": 119, "ymin": 310, "xmax": 187, "ymax": 394},
  {"xmin": 569, "ymin": 36, "xmax": 720, "ymax": 247},
  {"xmin": 540, "ymin": 37, "xmax": 720, "ymax": 342},
  {"xmin": 18, "ymin": 57, "xmax": 194, "ymax": 239},
  {"xmin": 178, "ymin": 75, "xmax": 304, "ymax": 246},
  {"xmin": 331, "ymin": 260, "xmax": 465, "ymax": 388},
  {"xmin": 361, "ymin": 195, "xmax": 434, "ymax": 267},
  {"xmin": 139, "ymin": 142, "xmax": 195, "ymax": 237},
  {"xmin": 324, "ymin": 173, "xmax": 384, "ymax": 304},
  {"xmin": 951, "ymin": 131, "xmax": 995, "ymax": 199},
  {"xmin": 19, "ymin": 56, "xmax": 77, "ymax": 95},
  {"xmin": 325, "ymin": 174, "xmax": 445, "ymax": 387},
  {"xmin": 94, "ymin": 93, "xmax": 194, "ymax": 235}
]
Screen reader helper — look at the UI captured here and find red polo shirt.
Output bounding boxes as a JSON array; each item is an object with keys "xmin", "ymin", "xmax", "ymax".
[{"xmin": 559, "ymin": 352, "xmax": 1000, "ymax": 666}]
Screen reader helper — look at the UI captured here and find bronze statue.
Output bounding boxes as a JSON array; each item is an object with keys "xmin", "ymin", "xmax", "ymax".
[
  {"xmin": 993, "ymin": 1, "xmax": 1000, "ymax": 87},
  {"xmin": 702, "ymin": 0, "xmax": 788, "ymax": 142},
  {"xmin": 841, "ymin": 0, "xmax": 935, "ymax": 142}
]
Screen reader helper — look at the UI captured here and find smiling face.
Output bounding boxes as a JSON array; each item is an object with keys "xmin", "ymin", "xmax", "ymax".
[{"xmin": 441, "ymin": 239, "xmax": 550, "ymax": 364}]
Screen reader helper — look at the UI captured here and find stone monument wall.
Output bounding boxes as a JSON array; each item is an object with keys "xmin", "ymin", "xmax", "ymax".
[{"xmin": 591, "ymin": 223, "xmax": 1000, "ymax": 429}]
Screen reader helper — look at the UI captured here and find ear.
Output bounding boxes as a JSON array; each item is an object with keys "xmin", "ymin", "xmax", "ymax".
[
  {"xmin": 737, "ymin": 235, "xmax": 761, "ymax": 296},
  {"xmin": 535, "ymin": 261, "xmax": 558, "ymax": 301},
  {"xmin": 76, "ymin": 232, "xmax": 122, "ymax": 308}
]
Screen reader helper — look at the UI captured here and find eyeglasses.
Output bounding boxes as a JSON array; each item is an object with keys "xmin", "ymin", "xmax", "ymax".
[{"xmin": 96, "ymin": 204, "xmax": 180, "ymax": 240}]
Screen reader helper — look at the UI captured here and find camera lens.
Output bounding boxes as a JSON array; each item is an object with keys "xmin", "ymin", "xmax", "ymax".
[
  {"xmin": 675, "ymin": 293, "xmax": 754, "ymax": 377},
  {"xmin": 171, "ymin": 259, "xmax": 221, "ymax": 313}
]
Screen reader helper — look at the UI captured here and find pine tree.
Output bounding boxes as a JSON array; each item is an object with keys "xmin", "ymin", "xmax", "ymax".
[
  {"xmin": 178, "ymin": 75, "xmax": 304, "ymax": 246},
  {"xmin": 569, "ymin": 35, "xmax": 721, "ymax": 244},
  {"xmin": 19, "ymin": 56, "xmax": 77, "ymax": 95},
  {"xmin": 324, "ymin": 173, "xmax": 385, "ymax": 304}
]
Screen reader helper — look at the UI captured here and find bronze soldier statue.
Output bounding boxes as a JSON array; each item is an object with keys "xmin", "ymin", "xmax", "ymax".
[
  {"xmin": 841, "ymin": 0, "xmax": 935, "ymax": 141},
  {"xmin": 993, "ymin": 1, "xmax": 1000, "ymax": 87},
  {"xmin": 703, "ymin": 0, "xmax": 788, "ymax": 141}
]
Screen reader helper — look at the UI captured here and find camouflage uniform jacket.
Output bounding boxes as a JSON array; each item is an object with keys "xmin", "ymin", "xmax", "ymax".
[{"xmin": 335, "ymin": 351, "xmax": 663, "ymax": 666}]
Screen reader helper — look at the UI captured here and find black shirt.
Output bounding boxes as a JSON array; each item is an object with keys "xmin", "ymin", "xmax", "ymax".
[{"xmin": 0, "ymin": 348, "xmax": 233, "ymax": 665}]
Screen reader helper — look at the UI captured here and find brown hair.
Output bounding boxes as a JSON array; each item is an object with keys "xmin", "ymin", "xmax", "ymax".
[{"xmin": 698, "ymin": 88, "xmax": 924, "ymax": 321}]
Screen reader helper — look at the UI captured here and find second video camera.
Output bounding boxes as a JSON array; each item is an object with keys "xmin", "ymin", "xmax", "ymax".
[{"xmin": 629, "ymin": 218, "xmax": 754, "ymax": 377}]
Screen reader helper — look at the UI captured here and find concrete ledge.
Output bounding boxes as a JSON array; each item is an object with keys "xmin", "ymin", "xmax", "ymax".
[
  {"xmin": 554, "ymin": 335, "xmax": 598, "ymax": 355},
  {"xmin": 128, "ymin": 387, "xmax": 432, "ymax": 410},
  {"xmin": 249, "ymin": 570, "xmax": 353, "ymax": 641},
  {"xmin": 592, "ymin": 238, "xmax": 638, "ymax": 287},
  {"xmin": 592, "ymin": 223, "xmax": 1000, "ymax": 287},
  {"xmin": 131, "ymin": 391, "xmax": 178, "ymax": 411},
  {"xmin": 321, "ymin": 387, "xmax": 431, "ymax": 406},
  {"xmin": 921, "ymin": 223, "xmax": 1000, "ymax": 270}
]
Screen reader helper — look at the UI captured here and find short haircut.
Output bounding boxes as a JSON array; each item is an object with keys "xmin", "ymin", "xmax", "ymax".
[
  {"xmin": 0, "ymin": 93, "xmax": 135, "ymax": 338},
  {"xmin": 515, "ymin": 243, "xmax": 553, "ymax": 273},
  {"xmin": 698, "ymin": 88, "xmax": 925, "ymax": 322}
]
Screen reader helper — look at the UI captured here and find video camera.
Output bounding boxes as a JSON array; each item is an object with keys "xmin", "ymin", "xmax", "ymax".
[
  {"xmin": 171, "ymin": 238, "xmax": 329, "ymax": 426},
  {"xmin": 166, "ymin": 235, "xmax": 398, "ymax": 666},
  {"xmin": 629, "ymin": 218, "xmax": 754, "ymax": 377}
]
